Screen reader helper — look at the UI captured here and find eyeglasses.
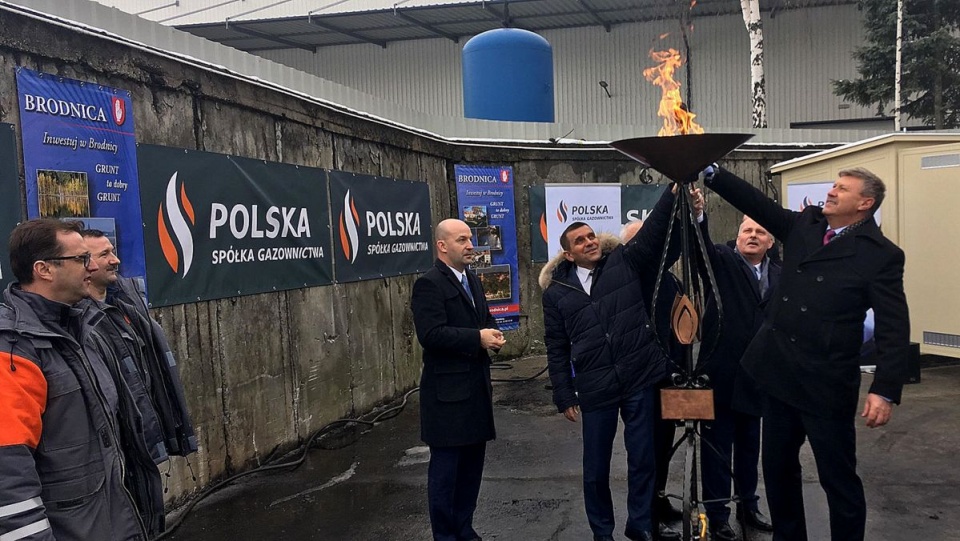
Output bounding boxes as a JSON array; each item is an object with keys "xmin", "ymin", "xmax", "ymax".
[{"xmin": 44, "ymin": 253, "xmax": 92, "ymax": 268}]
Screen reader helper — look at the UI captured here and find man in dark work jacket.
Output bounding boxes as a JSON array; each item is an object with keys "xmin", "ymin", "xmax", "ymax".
[
  {"xmin": 703, "ymin": 166, "xmax": 910, "ymax": 541},
  {"xmin": 411, "ymin": 218, "xmax": 505, "ymax": 541}
]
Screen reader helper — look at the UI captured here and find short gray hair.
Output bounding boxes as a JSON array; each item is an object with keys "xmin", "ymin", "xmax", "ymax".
[{"xmin": 838, "ymin": 167, "xmax": 885, "ymax": 212}]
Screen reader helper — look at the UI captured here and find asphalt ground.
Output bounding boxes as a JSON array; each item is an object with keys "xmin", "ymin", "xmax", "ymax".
[{"xmin": 163, "ymin": 357, "xmax": 960, "ymax": 541}]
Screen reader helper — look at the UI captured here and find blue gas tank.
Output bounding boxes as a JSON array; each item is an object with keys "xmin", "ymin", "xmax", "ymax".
[{"xmin": 462, "ymin": 28, "xmax": 555, "ymax": 122}]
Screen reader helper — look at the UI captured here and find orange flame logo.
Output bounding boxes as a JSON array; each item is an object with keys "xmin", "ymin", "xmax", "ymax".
[
  {"xmin": 338, "ymin": 190, "xmax": 360, "ymax": 263},
  {"xmin": 643, "ymin": 48, "xmax": 704, "ymax": 136},
  {"xmin": 157, "ymin": 172, "xmax": 195, "ymax": 277}
]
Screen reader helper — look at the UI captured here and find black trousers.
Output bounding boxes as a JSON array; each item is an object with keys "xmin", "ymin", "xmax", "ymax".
[
  {"xmin": 581, "ymin": 388, "xmax": 657, "ymax": 537},
  {"xmin": 653, "ymin": 385, "xmax": 677, "ymax": 511},
  {"xmin": 761, "ymin": 393, "xmax": 865, "ymax": 541},
  {"xmin": 428, "ymin": 442, "xmax": 486, "ymax": 541}
]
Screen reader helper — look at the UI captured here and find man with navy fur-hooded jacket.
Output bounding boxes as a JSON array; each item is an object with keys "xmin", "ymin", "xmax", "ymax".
[{"xmin": 540, "ymin": 186, "xmax": 701, "ymax": 541}]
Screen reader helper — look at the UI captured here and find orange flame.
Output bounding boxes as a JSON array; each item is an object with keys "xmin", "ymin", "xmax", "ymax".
[
  {"xmin": 643, "ymin": 48, "xmax": 704, "ymax": 136},
  {"xmin": 157, "ymin": 206, "xmax": 179, "ymax": 274}
]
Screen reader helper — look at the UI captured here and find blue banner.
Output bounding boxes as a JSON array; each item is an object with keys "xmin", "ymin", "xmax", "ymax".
[
  {"xmin": 455, "ymin": 165, "xmax": 520, "ymax": 331},
  {"xmin": 16, "ymin": 67, "xmax": 147, "ymax": 280}
]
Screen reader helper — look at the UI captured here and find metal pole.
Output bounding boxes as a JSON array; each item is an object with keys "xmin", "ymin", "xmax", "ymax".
[{"xmin": 895, "ymin": 0, "xmax": 904, "ymax": 132}]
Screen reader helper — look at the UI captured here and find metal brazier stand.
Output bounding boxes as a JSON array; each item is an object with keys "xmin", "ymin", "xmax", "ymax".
[{"xmin": 610, "ymin": 133, "xmax": 754, "ymax": 541}]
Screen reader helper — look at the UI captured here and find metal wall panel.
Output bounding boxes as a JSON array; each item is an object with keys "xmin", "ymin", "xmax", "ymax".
[
  {"xmin": 89, "ymin": 0, "xmax": 481, "ymax": 25},
  {"xmin": 262, "ymin": 38, "xmax": 467, "ymax": 118},
  {"xmin": 260, "ymin": 5, "xmax": 871, "ymax": 131},
  {"xmin": 8, "ymin": 0, "xmax": 888, "ymax": 144}
]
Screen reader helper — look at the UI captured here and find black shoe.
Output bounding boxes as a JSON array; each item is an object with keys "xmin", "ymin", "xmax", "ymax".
[
  {"xmin": 623, "ymin": 530, "xmax": 654, "ymax": 541},
  {"xmin": 594, "ymin": 536, "xmax": 616, "ymax": 541},
  {"xmin": 657, "ymin": 522, "xmax": 681, "ymax": 541},
  {"xmin": 737, "ymin": 507, "xmax": 774, "ymax": 532},
  {"xmin": 709, "ymin": 521, "xmax": 738, "ymax": 541},
  {"xmin": 656, "ymin": 496, "xmax": 683, "ymax": 522}
]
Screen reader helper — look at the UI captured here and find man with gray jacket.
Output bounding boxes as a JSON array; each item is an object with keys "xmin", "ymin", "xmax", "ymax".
[{"xmin": 0, "ymin": 219, "xmax": 150, "ymax": 541}]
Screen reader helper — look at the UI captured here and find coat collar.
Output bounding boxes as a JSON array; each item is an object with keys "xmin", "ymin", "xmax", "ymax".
[
  {"xmin": 802, "ymin": 212, "xmax": 881, "ymax": 264},
  {"xmin": 538, "ymin": 233, "xmax": 620, "ymax": 290},
  {"xmin": 1, "ymin": 282, "xmax": 103, "ymax": 341},
  {"xmin": 434, "ymin": 259, "xmax": 480, "ymax": 313}
]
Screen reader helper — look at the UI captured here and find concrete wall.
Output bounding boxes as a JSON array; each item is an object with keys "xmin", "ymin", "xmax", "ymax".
[{"xmin": 0, "ymin": 8, "xmax": 809, "ymax": 506}]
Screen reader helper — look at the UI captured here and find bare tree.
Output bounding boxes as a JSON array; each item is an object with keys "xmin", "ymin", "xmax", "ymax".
[{"xmin": 740, "ymin": 0, "xmax": 767, "ymax": 128}]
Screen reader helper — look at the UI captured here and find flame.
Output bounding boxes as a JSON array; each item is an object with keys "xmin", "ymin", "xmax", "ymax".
[{"xmin": 643, "ymin": 48, "xmax": 704, "ymax": 136}]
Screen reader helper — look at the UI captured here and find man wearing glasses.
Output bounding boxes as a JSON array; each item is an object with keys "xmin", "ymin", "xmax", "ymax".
[{"xmin": 0, "ymin": 219, "xmax": 152, "ymax": 541}]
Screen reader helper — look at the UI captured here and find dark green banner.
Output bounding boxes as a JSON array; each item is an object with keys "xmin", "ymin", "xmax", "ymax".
[
  {"xmin": 528, "ymin": 185, "xmax": 547, "ymax": 263},
  {"xmin": 1, "ymin": 124, "xmax": 23, "ymax": 290},
  {"xmin": 329, "ymin": 171, "xmax": 432, "ymax": 283},
  {"xmin": 138, "ymin": 145, "xmax": 333, "ymax": 307},
  {"xmin": 621, "ymin": 184, "xmax": 669, "ymax": 223}
]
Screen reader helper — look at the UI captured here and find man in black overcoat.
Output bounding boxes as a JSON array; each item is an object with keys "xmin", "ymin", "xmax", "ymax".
[
  {"xmin": 698, "ymin": 216, "xmax": 779, "ymax": 540},
  {"xmin": 411, "ymin": 218, "xmax": 505, "ymax": 541},
  {"xmin": 703, "ymin": 166, "xmax": 910, "ymax": 541}
]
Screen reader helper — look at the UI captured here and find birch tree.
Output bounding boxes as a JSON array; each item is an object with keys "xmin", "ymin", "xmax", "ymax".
[{"xmin": 740, "ymin": 0, "xmax": 767, "ymax": 128}]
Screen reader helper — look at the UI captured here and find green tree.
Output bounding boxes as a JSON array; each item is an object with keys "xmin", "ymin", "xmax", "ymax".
[{"xmin": 833, "ymin": 0, "xmax": 960, "ymax": 128}]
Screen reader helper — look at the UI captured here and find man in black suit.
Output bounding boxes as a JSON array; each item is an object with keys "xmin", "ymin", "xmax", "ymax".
[
  {"xmin": 699, "ymin": 216, "xmax": 779, "ymax": 540},
  {"xmin": 703, "ymin": 166, "xmax": 910, "ymax": 541},
  {"xmin": 411, "ymin": 218, "xmax": 505, "ymax": 541}
]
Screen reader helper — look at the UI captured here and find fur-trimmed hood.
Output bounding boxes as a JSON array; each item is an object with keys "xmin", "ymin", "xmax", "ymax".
[{"xmin": 538, "ymin": 232, "xmax": 622, "ymax": 290}]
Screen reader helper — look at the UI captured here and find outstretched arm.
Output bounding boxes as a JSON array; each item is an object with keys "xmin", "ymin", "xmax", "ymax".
[
  {"xmin": 622, "ymin": 186, "xmax": 678, "ymax": 272},
  {"xmin": 703, "ymin": 168, "xmax": 797, "ymax": 242}
]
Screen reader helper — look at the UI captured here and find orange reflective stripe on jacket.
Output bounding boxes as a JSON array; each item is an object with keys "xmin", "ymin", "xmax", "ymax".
[{"xmin": 0, "ymin": 354, "xmax": 47, "ymax": 448}]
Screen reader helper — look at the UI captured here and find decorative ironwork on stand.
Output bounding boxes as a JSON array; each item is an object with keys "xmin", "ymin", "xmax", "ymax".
[{"xmin": 610, "ymin": 132, "xmax": 754, "ymax": 541}]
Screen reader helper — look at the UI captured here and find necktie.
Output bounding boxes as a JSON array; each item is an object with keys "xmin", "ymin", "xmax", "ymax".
[
  {"xmin": 461, "ymin": 273, "xmax": 475, "ymax": 306},
  {"xmin": 822, "ymin": 229, "xmax": 836, "ymax": 246},
  {"xmin": 584, "ymin": 270, "xmax": 594, "ymax": 295}
]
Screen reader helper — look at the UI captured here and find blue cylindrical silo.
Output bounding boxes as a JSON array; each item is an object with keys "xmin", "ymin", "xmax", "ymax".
[{"xmin": 462, "ymin": 28, "xmax": 555, "ymax": 122}]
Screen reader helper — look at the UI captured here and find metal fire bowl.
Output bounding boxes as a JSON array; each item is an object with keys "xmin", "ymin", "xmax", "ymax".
[{"xmin": 609, "ymin": 133, "xmax": 754, "ymax": 183}]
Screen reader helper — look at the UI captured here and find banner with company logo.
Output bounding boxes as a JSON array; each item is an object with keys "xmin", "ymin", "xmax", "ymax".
[
  {"xmin": 544, "ymin": 184, "xmax": 621, "ymax": 258},
  {"xmin": 1, "ymin": 124, "xmax": 22, "ymax": 290},
  {"xmin": 16, "ymin": 67, "xmax": 147, "ymax": 280},
  {"xmin": 530, "ymin": 184, "xmax": 667, "ymax": 262},
  {"xmin": 786, "ymin": 181, "xmax": 881, "ymax": 224},
  {"xmin": 138, "ymin": 145, "xmax": 333, "ymax": 306},
  {"xmin": 528, "ymin": 185, "xmax": 548, "ymax": 263},
  {"xmin": 455, "ymin": 165, "xmax": 520, "ymax": 331},
  {"xmin": 330, "ymin": 171, "xmax": 432, "ymax": 283}
]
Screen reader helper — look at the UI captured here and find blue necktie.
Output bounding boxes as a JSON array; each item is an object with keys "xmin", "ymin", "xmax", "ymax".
[{"xmin": 461, "ymin": 273, "xmax": 475, "ymax": 306}]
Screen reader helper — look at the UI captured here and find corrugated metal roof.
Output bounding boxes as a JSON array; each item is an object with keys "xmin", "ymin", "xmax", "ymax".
[
  {"xmin": 168, "ymin": 0, "xmax": 856, "ymax": 53},
  {"xmin": 7, "ymin": 0, "xmax": 895, "ymax": 147}
]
